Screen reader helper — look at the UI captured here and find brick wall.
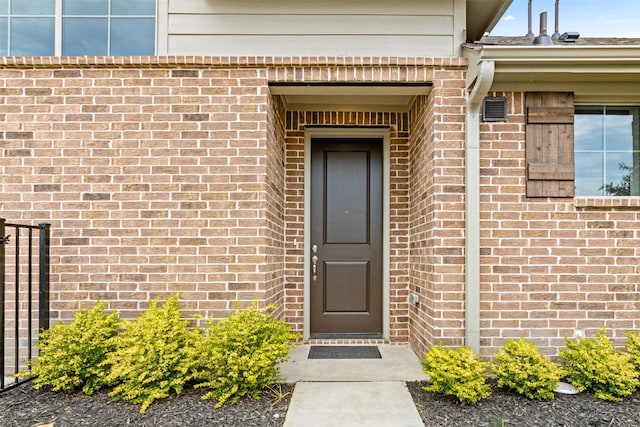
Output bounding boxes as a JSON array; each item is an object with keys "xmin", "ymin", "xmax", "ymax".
[
  {"xmin": 7, "ymin": 57, "xmax": 632, "ymax": 359},
  {"xmin": 0, "ymin": 60, "xmax": 276, "ymax": 321},
  {"xmin": 1, "ymin": 57, "xmax": 466, "ymax": 345},
  {"xmin": 479, "ymin": 92, "xmax": 640, "ymax": 357},
  {"xmin": 408, "ymin": 66, "xmax": 468, "ymax": 356},
  {"xmin": 264, "ymin": 93, "xmax": 287, "ymax": 315},
  {"xmin": 266, "ymin": 59, "xmax": 460, "ymax": 343}
]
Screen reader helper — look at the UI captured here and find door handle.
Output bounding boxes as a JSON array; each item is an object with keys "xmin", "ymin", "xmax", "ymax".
[{"xmin": 311, "ymin": 255, "xmax": 318, "ymax": 281}]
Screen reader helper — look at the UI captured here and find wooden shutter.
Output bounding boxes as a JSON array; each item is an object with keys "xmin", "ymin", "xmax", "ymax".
[{"xmin": 525, "ymin": 92, "xmax": 575, "ymax": 197}]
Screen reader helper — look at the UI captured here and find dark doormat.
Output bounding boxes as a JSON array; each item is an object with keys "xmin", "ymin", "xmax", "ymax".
[{"xmin": 308, "ymin": 345, "xmax": 382, "ymax": 359}]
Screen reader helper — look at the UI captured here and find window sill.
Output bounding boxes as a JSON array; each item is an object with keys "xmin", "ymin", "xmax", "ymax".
[{"xmin": 574, "ymin": 197, "xmax": 640, "ymax": 209}]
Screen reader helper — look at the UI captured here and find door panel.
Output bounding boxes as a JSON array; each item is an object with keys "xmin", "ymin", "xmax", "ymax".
[
  {"xmin": 325, "ymin": 151, "xmax": 369, "ymax": 243},
  {"xmin": 324, "ymin": 261, "xmax": 369, "ymax": 312},
  {"xmin": 310, "ymin": 138, "xmax": 382, "ymax": 337}
]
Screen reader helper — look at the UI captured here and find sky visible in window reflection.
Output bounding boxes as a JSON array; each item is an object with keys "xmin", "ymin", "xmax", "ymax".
[
  {"xmin": 63, "ymin": 0, "xmax": 154, "ymax": 15},
  {"xmin": 63, "ymin": 0, "xmax": 108, "ymax": 15},
  {"xmin": 63, "ymin": 17, "xmax": 108, "ymax": 55},
  {"xmin": 11, "ymin": 0, "xmax": 54, "ymax": 15},
  {"xmin": 575, "ymin": 114, "xmax": 603, "ymax": 151},
  {"xmin": 11, "ymin": 17, "xmax": 54, "ymax": 55},
  {"xmin": 112, "ymin": 0, "xmax": 155, "ymax": 15},
  {"xmin": 605, "ymin": 114, "xmax": 634, "ymax": 151},
  {"xmin": 111, "ymin": 18, "xmax": 155, "ymax": 55},
  {"xmin": 0, "ymin": 17, "xmax": 6, "ymax": 55}
]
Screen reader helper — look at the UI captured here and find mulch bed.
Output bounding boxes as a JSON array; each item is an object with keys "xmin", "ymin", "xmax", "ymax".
[
  {"xmin": 407, "ymin": 380, "xmax": 640, "ymax": 426},
  {"xmin": 5, "ymin": 380, "xmax": 640, "ymax": 426},
  {"xmin": 0, "ymin": 381, "xmax": 292, "ymax": 427}
]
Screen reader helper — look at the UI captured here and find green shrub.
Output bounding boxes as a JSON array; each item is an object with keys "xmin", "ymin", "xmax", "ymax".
[
  {"xmin": 104, "ymin": 295, "xmax": 201, "ymax": 413},
  {"xmin": 16, "ymin": 301, "xmax": 120, "ymax": 395},
  {"xmin": 626, "ymin": 331, "xmax": 640, "ymax": 372},
  {"xmin": 492, "ymin": 338, "xmax": 564, "ymax": 400},
  {"xmin": 195, "ymin": 303, "xmax": 300, "ymax": 408},
  {"xmin": 560, "ymin": 328, "xmax": 639, "ymax": 402},
  {"xmin": 421, "ymin": 344, "xmax": 491, "ymax": 404}
]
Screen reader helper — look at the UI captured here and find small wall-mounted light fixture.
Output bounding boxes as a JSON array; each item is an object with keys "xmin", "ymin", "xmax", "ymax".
[{"xmin": 482, "ymin": 96, "xmax": 508, "ymax": 122}]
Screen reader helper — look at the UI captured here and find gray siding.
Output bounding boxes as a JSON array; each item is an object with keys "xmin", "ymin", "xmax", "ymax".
[{"xmin": 160, "ymin": 0, "xmax": 463, "ymax": 57}]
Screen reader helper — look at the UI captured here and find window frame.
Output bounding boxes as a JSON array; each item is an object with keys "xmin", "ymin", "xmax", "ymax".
[
  {"xmin": 1, "ymin": 0, "xmax": 156, "ymax": 56},
  {"xmin": 574, "ymin": 105, "xmax": 640, "ymax": 197},
  {"xmin": 0, "ymin": 0, "xmax": 56, "ymax": 56},
  {"xmin": 60, "ymin": 0, "xmax": 156, "ymax": 56}
]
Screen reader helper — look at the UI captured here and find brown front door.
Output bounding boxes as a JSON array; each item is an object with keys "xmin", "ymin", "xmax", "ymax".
[{"xmin": 310, "ymin": 138, "xmax": 383, "ymax": 337}]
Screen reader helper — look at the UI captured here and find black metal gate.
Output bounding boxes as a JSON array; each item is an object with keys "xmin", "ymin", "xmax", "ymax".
[{"xmin": 0, "ymin": 218, "xmax": 50, "ymax": 392}]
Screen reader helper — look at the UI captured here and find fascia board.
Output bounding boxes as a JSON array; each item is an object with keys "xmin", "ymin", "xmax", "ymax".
[{"xmin": 478, "ymin": 45, "xmax": 640, "ymax": 65}]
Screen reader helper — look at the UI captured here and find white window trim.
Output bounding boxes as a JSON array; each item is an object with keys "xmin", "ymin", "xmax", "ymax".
[
  {"xmin": 25, "ymin": 0, "xmax": 158, "ymax": 56},
  {"xmin": 54, "ymin": 0, "xmax": 62, "ymax": 55},
  {"xmin": 574, "ymin": 104, "xmax": 640, "ymax": 198}
]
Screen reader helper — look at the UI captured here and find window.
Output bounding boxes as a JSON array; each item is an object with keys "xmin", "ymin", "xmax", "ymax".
[
  {"xmin": 0, "ymin": 0, "xmax": 55, "ymax": 56},
  {"xmin": 575, "ymin": 106, "xmax": 640, "ymax": 196},
  {"xmin": 62, "ymin": 0, "xmax": 155, "ymax": 56},
  {"xmin": 0, "ymin": 0, "xmax": 155, "ymax": 56}
]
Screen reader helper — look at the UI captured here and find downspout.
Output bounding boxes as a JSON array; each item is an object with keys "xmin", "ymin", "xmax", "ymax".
[{"xmin": 465, "ymin": 60, "xmax": 494, "ymax": 353}]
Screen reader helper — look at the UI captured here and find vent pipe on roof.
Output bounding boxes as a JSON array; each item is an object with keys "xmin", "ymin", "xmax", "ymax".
[
  {"xmin": 552, "ymin": 0, "xmax": 561, "ymax": 39},
  {"xmin": 526, "ymin": 0, "xmax": 534, "ymax": 38},
  {"xmin": 533, "ymin": 12, "xmax": 553, "ymax": 46}
]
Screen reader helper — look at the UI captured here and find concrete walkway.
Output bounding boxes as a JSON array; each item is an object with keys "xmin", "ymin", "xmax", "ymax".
[{"xmin": 280, "ymin": 345, "xmax": 428, "ymax": 427}]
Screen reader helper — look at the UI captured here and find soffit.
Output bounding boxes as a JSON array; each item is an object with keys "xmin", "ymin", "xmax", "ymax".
[
  {"xmin": 466, "ymin": 0, "xmax": 513, "ymax": 42},
  {"xmin": 269, "ymin": 83, "xmax": 432, "ymax": 112}
]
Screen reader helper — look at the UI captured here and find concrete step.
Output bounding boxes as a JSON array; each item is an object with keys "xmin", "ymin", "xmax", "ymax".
[
  {"xmin": 280, "ymin": 345, "xmax": 427, "ymax": 426},
  {"xmin": 279, "ymin": 344, "xmax": 428, "ymax": 383},
  {"xmin": 284, "ymin": 381, "xmax": 423, "ymax": 427}
]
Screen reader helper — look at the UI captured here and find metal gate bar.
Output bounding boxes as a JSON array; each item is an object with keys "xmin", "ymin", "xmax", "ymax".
[{"xmin": 0, "ymin": 219, "xmax": 51, "ymax": 392}]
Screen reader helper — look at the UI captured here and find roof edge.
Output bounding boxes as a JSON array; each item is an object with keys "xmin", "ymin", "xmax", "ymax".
[
  {"xmin": 466, "ymin": 0, "xmax": 514, "ymax": 42},
  {"xmin": 465, "ymin": 44, "xmax": 640, "ymax": 62},
  {"xmin": 463, "ymin": 44, "xmax": 640, "ymax": 100}
]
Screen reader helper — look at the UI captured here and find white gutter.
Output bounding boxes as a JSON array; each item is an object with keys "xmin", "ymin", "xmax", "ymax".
[
  {"xmin": 465, "ymin": 60, "xmax": 494, "ymax": 353},
  {"xmin": 475, "ymin": 45, "xmax": 640, "ymax": 63}
]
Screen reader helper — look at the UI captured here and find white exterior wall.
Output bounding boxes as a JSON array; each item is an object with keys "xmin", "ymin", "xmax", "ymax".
[{"xmin": 158, "ymin": 0, "xmax": 464, "ymax": 57}]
